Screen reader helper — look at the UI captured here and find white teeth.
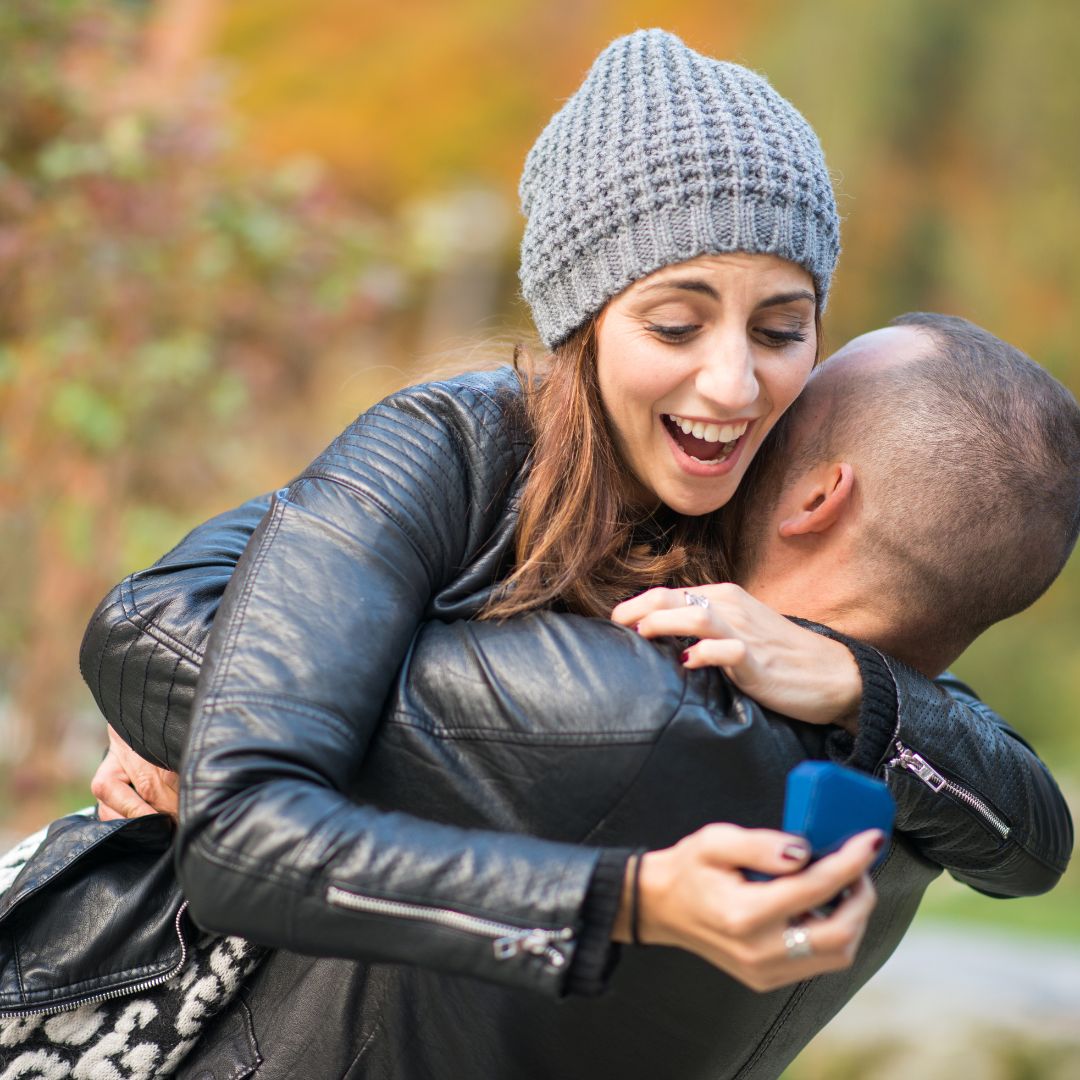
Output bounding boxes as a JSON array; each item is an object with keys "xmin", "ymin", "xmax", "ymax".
[
  {"xmin": 667, "ymin": 415, "xmax": 749, "ymax": 444},
  {"xmin": 687, "ymin": 445, "xmax": 737, "ymax": 464}
]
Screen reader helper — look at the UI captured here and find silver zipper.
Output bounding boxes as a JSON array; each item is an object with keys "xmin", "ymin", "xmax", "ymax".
[
  {"xmin": 887, "ymin": 741, "xmax": 1011, "ymax": 838},
  {"xmin": 0, "ymin": 901, "xmax": 190, "ymax": 1019},
  {"xmin": 326, "ymin": 885, "xmax": 574, "ymax": 969}
]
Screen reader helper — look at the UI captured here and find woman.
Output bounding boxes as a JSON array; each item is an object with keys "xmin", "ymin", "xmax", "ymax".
[
  {"xmin": 40, "ymin": 28, "xmax": 1070, "ymax": 1078},
  {"xmin": 152, "ymin": 28, "xmax": 867, "ymax": 989}
]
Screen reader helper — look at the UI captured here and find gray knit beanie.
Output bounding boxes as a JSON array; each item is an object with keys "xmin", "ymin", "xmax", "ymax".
[{"xmin": 519, "ymin": 29, "xmax": 840, "ymax": 349}]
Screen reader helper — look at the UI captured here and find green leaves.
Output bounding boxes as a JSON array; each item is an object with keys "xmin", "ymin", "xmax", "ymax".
[
  {"xmin": 48, "ymin": 381, "xmax": 125, "ymax": 452},
  {"xmin": 0, "ymin": 0, "xmax": 402, "ymax": 751}
]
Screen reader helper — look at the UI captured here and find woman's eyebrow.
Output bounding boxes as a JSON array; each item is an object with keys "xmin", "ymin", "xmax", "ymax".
[
  {"xmin": 638, "ymin": 278, "xmax": 718, "ymax": 299},
  {"xmin": 637, "ymin": 281, "xmax": 816, "ymax": 309},
  {"xmin": 756, "ymin": 289, "xmax": 816, "ymax": 309}
]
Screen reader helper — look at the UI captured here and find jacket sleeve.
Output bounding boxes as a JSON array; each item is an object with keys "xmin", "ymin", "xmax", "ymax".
[
  {"xmin": 80, "ymin": 495, "xmax": 271, "ymax": 770},
  {"xmin": 173, "ymin": 378, "xmax": 615, "ymax": 998},
  {"xmin": 822, "ymin": 633, "xmax": 1073, "ymax": 898}
]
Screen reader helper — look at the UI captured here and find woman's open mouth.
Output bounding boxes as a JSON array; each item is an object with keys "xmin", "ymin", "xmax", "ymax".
[{"xmin": 661, "ymin": 413, "xmax": 749, "ymax": 466}]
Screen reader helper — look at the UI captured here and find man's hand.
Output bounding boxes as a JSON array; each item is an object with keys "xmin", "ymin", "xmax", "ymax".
[
  {"xmin": 91, "ymin": 725, "xmax": 180, "ymax": 822},
  {"xmin": 612, "ymin": 584, "xmax": 861, "ymax": 730}
]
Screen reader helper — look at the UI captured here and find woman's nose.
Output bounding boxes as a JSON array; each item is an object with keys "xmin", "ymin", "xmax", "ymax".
[{"xmin": 694, "ymin": 341, "xmax": 760, "ymax": 414}]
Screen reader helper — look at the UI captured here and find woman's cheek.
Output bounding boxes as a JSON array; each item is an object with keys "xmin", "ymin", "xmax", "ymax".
[{"xmin": 773, "ymin": 347, "xmax": 817, "ymax": 415}]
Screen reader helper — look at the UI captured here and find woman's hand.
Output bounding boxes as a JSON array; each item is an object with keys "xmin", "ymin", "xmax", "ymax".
[
  {"xmin": 91, "ymin": 725, "xmax": 180, "ymax": 822},
  {"xmin": 615, "ymin": 824, "xmax": 881, "ymax": 992},
  {"xmin": 612, "ymin": 584, "xmax": 861, "ymax": 730}
]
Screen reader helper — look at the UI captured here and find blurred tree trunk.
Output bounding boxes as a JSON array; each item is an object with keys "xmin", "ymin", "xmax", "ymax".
[{"xmin": 127, "ymin": 0, "xmax": 221, "ymax": 110}]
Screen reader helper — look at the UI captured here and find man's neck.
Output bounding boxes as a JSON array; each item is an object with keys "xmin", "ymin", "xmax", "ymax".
[
  {"xmin": 742, "ymin": 566, "xmax": 947, "ymax": 677},
  {"xmin": 740, "ymin": 560, "xmax": 882, "ymax": 646}
]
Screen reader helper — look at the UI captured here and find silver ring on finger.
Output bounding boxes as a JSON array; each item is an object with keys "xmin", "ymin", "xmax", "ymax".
[
  {"xmin": 782, "ymin": 924, "xmax": 813, "ymax": 960},
  {"xmin": 684, "ymin": 591, "xmax": 709, "ymax": 609}
]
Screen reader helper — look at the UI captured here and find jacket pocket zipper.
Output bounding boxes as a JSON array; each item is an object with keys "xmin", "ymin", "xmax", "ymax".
[
  {"xmin": 887, "ymin": 741, "xmax": 1011, "ymax": 838},
  {"xmin": 0, "ymin": 901, "xmax": 190, "ymax": 1019},
  {"xmin": 326, "ymin": 885, "xmax": 574, "ymax": 969}
]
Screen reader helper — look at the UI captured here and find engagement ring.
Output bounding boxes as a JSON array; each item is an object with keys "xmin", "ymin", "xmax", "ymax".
[
  {"xmin": 782, "ymin": 925, "xmax": 813, "ymax": 960},
  {"xmin": 684, "ymin": 591, "xmax": 709, "ymax": 609}
]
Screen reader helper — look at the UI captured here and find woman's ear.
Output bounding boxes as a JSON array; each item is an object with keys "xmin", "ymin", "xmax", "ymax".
[{"xmin": 777, "ymin": 462, "xmax": 855, "ymax": 538}]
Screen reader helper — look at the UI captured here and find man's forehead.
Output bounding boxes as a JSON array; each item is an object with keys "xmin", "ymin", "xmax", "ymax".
[
  {"xmin": 806, "ymin": 325, "xmax": 930, "ymax": 396},
  {"xmin": 820, "ymin": 324, "xmax": 930, "ymax": 373}
]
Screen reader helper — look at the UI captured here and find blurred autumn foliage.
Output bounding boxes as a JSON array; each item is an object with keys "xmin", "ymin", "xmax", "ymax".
[
  {"xmin": 1, "ymin": 0, "xmax": 1078, "ymax": 887},
  {"xmin": 0, "ymin": 0, "xmax": 405, "ymax": 811}
]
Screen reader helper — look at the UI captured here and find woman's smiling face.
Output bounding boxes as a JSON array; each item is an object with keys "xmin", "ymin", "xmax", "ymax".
[{"xmin": 594, "ymin": 253, "xmax": 818, "ymax": 516}]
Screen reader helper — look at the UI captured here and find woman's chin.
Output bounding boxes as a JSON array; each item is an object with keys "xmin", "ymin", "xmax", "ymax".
[{"xmin": 658, "ymin": 475, "xmax": 741, "ymax": 517}]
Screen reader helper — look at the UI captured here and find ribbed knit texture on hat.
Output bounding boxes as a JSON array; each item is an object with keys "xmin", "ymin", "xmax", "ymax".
[{"xmin": 519, "ymin": 29, "xmax": 840, "ymax": 349}]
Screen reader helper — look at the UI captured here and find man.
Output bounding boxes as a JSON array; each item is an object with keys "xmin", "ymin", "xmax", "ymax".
[{"xmin": 5, "ymin": 314, "xmax": 1076, "ymax": 1078}]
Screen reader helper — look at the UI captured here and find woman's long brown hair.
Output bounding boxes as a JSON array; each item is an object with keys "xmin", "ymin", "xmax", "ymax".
[{"xmin": 481, "ymin": 320, "xmax": 735, "ymax": 620}]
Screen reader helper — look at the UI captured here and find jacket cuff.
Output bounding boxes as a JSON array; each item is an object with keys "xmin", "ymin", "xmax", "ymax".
[
  {"xmin": 564, "ymin": 847, "xmax": 632, "ymax": 997},
  {"xmin": 787, "ymin": 619, "xmax": 898, "ymax": 774}
]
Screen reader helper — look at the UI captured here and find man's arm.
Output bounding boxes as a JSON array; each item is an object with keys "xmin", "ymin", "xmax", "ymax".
[
  {"xmin": 851, "ymin": 661, "xmax": 1072, "ymax": 898},
  {"xmin": 800, "ymin": 626, "xmax": 1072, "ymax": 898},
  {"xmin": 612, "ymin": 587, "xmax": 1073, "ymax": 898}
]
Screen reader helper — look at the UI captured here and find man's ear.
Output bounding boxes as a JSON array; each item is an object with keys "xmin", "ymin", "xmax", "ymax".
[{"xmin": 777, "ymin": 462, "xmax": 855, "ymax": 538}]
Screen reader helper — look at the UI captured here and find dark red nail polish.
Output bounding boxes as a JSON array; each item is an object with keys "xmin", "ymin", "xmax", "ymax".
[
  {"xmin": 872, "ymin": 834, "xmax": 885, "ymax": 853},
  {"xmin": 680, "ymin": 651, "xmax": 689, "ymax": 663}
]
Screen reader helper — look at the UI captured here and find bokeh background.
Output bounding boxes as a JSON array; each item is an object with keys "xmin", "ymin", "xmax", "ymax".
[{"xmin": 1, "ymin": 1, "xmax": 1078, "ymax": 1075}]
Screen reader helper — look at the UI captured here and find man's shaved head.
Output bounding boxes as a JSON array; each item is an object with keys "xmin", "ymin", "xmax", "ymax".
[{"xmin": 735, "ymin": 313, "xmax": 1080, "ymax": 673}]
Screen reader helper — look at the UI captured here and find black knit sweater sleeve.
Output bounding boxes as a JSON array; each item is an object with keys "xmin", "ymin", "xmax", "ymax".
[
  {"xmin": 785, "ymin": 618, "xmax": 898, "ymax": 770},
  {"xmin": 564, "ymin": 847, "xmax": 633, "ymax": 996}
]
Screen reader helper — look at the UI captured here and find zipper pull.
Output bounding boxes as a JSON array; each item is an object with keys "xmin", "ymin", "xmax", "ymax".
[
  {"xmin": 493, "ymin": 935, "xmax": 523, "ymax": 960},
  {"xmin": 493, "ymin": 927, "xmax": 573, "ymax": 967},
  {"xmin": 889, "ymin": 742, "xmax": 947, "ymax": 793}
]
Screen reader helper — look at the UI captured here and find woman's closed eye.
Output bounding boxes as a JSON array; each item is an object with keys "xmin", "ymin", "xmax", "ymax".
[
  {"xmin": 757, "ymin": 327, "xmax": 808, "ymax": 347},
  {"xmin": 646, "ymin": 323, "xmax": 701, "ymax": 343}
]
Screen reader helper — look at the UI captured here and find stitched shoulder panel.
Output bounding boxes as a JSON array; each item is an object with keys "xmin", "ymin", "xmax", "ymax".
[
  {"xmin": 295, "ymin": 367, "xmax": 528, "ymax": 569},
  {"xmin": 394, "ymin": 613, "xmax": 688, "ymax": 741}
]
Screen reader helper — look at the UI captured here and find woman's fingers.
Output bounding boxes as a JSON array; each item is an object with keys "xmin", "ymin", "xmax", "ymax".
[
  {"xmin": 817, "ymin": 873, "xmax": 877, "ymax": 958},
  {"xmin": 634, "ymin": 605, "xmax": 733, "ymax": 642},
  {"xmin": 639, "ymin": 824, "xmax": 882, "ymax": 993},
  {"xmin": 774, "ymin": 875, "xmax": 877, "ymax": 975},
  {"xmin": 682, "ymin": 638, "xmax": 748, "ymax": 668},
  {"xmin": 635, "ymin": 825, "xmax": 811, "ymax": 947},
  {"xmin": 737, "ymin": 876, "xmax": 876, "ymax": 990},
  {"xmin": 613, "ymin": 584, "xmax": 862, "ymax": 728},
  {"xmin": 723, "ymin": 864, "xmax": 879, "ymax": 991},
  {"xmin": 692, "ymin": 823, "xmax": 811, "ymax": 875},
  {"xmin": 611, "ymin": 586, "xmax": 683, "ymax": 627},
  {"xmin": 751, "ymin": 830, "xmax": 883, "ymax": 924},
  {"xmin": 613, "ymin": 584, "xmax": 736, "ymax": 627},
  {"xmin": 612, "ymin": 583, "xmax": 755, "ymax": 628},
  {"xmin": 615, "ymin": 587, "xmax": 759, "ymax": 687}
]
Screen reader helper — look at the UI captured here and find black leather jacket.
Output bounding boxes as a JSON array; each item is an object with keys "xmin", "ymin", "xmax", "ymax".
[{"xmin": 44, "ymin": 368, "xmax": 1072, "ymax": 1077}]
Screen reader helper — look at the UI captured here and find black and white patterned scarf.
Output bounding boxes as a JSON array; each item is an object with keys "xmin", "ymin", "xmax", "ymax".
[{"xmin": 0, "ymin": 813, "xmax": 266, "ymax": 1079}]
